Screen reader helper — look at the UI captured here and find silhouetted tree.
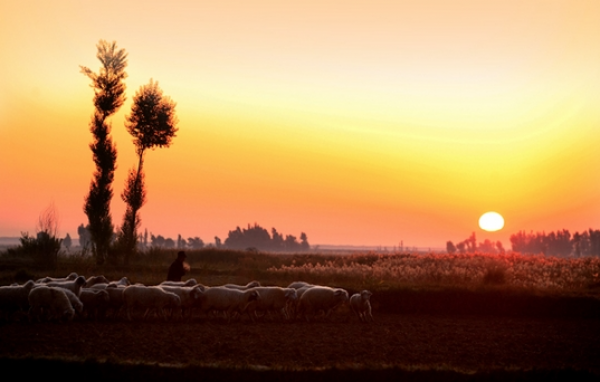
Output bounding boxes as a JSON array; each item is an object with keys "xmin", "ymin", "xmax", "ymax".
[
  {"xmin": 271, "ymin": 228, "xmax": 284, "ymax": 250},
  {"xmin": 116, "ymin": 168, "xmax": 145, "ymax": 261},
  {"xmin": 589, "ymin": 229, "xmax": 600, "ymax": 257},
  {"xmin": 222, "ymin": 223, "xmax": 309, "ymax": 252},
  {"xmin": 150, "ymin": 234, "xmax": 165, "ymax": 248},
  {"xmin": 225, "ymin": 224, "xmax": 271, "ymax": 250},
  {"xmin": 496, "ymin": 240, "xmax": 505, "ymax": 254},
  {"xmin": 80, "ymin": 40, "xmax": 128, "ymax": 265},
  {"xmin": 510, "ymin": 230, "xmax": 575, "ymax": 256},
  {"xmin": 77, "ymin": 224, "xmax": 92, "ymax": 249},
  {"xmin": 143, "ymin": 228, "xmax": 148, "ymax": 248},
  {"xmin": 579, "ymin": 230, "xmax": 591, "ymax": 256},
  {"xmin": 478, "ymin": 239, "xmax": 496, "ymax": 253},
  {"xmin": 467, "ymin": 232, "xmax": 477, "ymax": 252},
  {"xmin": 177, "ymin": 234, "xmax": 187, "ymax": 249},
  {"xmin": 300, "ymin": 232, "xmax": 310, "ymax": 251},
  {"xmin": 63, "ymin": 233, "xmax": 72, "ymax": 251},
  {"xmin": 544, "ymin": 229, "xmax": 571, "ymax": 257},
  {"xmin": 12, "ymin": 205, "xmax": 62, "ymax": 268},
  {"xmin": 284, "ymin": 234, "xmax": 299, "ymax": 251},
  {"xmin": 446, "ymin": 241, "xmax": 456, "ymax": 254},
  {"xmin": 187, "ymin": 237, "xmax": 204, "ymax": 249},
  {"xmin": 118, "ymin": 79, "xmax": 178, "ymax": 264}
]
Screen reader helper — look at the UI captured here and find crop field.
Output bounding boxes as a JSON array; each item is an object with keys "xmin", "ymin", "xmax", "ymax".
[{"xmin": 1, "ymin": 249, "xmax": 599, "ymax": 381}]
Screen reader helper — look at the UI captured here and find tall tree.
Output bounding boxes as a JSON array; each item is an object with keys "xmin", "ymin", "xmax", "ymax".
[
  {"xmin": 119, "ymin": 79, "xmax": 178, "ymax": 264},
  {"xmin": 80, "ymin": 40, "xmax": 128, "ymax": 265}
]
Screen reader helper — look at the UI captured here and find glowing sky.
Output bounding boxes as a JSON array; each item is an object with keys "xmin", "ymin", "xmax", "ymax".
[{"xmin": 1, "ymin": 1, "xmax": 600, "ymax": 249}]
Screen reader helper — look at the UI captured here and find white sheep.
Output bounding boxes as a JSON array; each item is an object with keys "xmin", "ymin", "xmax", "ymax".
[
  {"xmin": 35, "ymin": 272, "xmax": 78, "ymax": 284},
  {"xmin": 159, "ymin": 285, "xmax": 203, "ymax": 319},
  {"xmin": 79, "ymin": 288, "xmax": 110, "ymax": 319},
  {"xmin": 296, "ymin": 286, "xmax": 349, "ymax": 322},
  {"xmin": 287, "ymin": 281, "xmax": 313, "ymax": 289},
  {"xmin": 198, "ymin": 286, "xmax": 260, "ymax": 322},
  {"xmin": 246, "ymin": 286, "xmax": 297, "ymax": 320},
  {"xmin": 350, "ymin": 290, "xmax": 373, "ymax": 322},
  {"xmin": 28, "ymin": 286, "xmax": 75, "ymax": 322},
  {"xmin": 109, "ymin": 277, "xmax": 132, "ymax": 287},
  {"xmin": 0, "ymin": 280, "xmax": 35, "ymax": 320},
  {"xmin": 288, "ymin": 284, "xmax": 316, "ymax": 318},
  {"xmin": 160, "ymin": 278, "xmax": 198, "ymax": 287},
  {"xmin": 43, "ymin": 276, "xmax": 87, "ymax": 296},
  {"xmin": 84, "ymin": 275, "xmax": 110, "ymax": 288},
  {"xmin": 221, "ymin": 280, "xmax": 261, "ymax": 290},
  {"xmin": 58, "ymin": 287, "xmax": 84, "ymax": 316},
  {"xmin": 123, "ymin": 285, "xmax": 181, "ymax": 321},
  {"xmin": 90, "ymin": 277, "xmax": 132, "ymax": 290},
  {"xmin": 90, "ymin": 283, "xmax": 127, "ymax": 318}
]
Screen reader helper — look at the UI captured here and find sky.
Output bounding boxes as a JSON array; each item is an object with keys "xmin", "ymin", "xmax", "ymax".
[{"xmin": 1, "ymin": 0, "xmax": 600, "ymax": 249}]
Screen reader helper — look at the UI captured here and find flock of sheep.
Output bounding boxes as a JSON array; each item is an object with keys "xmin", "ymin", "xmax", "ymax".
[{"xmin": 0, "ymin": 273, "xmax": 374, "ymax": 323}]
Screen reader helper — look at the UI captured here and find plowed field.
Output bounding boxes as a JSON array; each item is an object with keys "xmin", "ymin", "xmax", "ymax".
[{"xmin": 1, "ymin": 313, "xmax": 598, "ymax": 374}]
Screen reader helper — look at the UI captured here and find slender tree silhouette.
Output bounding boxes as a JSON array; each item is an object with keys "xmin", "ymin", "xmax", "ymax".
[
  {"xmin": 80, "ymin": 40, "xmax": 127, "ymax": 265},
  {"xmin": 118, "ymin": 79, "xmax": 178, "ymax": 264}
]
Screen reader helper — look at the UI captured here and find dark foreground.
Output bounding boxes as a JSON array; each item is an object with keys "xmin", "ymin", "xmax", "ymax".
[{"xmin": 1, "ymin": 313, "xmax": 599, "ymax": 381}]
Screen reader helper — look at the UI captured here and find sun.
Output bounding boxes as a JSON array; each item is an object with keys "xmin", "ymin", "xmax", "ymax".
[{"xmin": 479, "ymin": 212, "xmax": 505, "ymax": 232}]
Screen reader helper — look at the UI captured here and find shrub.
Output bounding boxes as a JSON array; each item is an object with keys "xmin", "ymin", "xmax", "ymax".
[
  {"xmin": 6, "ymin": 231, "xmax": 62, "ymax": 268},
  {"xmin": 482, "ymin": 265, "xmax": 507, "ymax": 285}
]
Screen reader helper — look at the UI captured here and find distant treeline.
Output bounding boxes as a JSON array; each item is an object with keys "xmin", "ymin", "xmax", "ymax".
[
  {"xmin": 75, "ymin": 223, "xmax": 309, "ymax": 252},
  {"xmin": 447, "ymin": 229, "xmax": 600, "ymax": 257},
  {"xmin": 223, "ymin": 223, "xmax": 309, "ymax": 252},
  {"xmin": 510, "ymin": 229, "xmax": 600, "ymax": 257}
]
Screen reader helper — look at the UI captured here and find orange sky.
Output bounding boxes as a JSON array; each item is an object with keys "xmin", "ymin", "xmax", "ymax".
[{"xmin": 1, "ymin": 1, "xmax": 600, "ymax": 249}]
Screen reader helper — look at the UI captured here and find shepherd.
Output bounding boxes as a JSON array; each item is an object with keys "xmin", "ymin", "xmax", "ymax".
[{"xmin": 167, "ymin": 251, "xmax": 190, "ymax": 281}]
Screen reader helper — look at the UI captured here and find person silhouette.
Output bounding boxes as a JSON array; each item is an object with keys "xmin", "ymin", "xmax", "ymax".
[{"xmin": 167, "ymin": 251, "xmax": 188, "ymax": 281}]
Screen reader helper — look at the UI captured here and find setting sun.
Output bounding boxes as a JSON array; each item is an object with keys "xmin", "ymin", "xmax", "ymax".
[{"xmin": 479, "ymin": 212, "xmax": 505, "ymax": 232}]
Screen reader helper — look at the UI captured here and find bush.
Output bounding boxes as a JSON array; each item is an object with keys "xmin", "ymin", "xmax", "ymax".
[
  {"xmin": 5, "ymin": 231, "xmax": 62, "ymax": 268},
  {"xmin": 482, "ymin": 265, "xmax": 507, "ymax": 285}
]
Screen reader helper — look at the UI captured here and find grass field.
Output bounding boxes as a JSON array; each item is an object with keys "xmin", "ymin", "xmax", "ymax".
[{"xmin": 1, "ymin": 248, "xmax": 599, "ymax": 381}]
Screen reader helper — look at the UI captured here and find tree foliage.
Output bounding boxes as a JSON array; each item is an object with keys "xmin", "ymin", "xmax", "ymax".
[
  {"xmin": 125, "ymin": 79, "xmax": 178, "ymax": 156},
  {"xmin": 224, "ymin": 223, "xmax": 310, "ymax": 252},
  {"xmin": 509, "ymin": 229, "xmax": 600, "ymax": 257},
  {"xmin": 80, "ymin": 40, "xmax": 128, "ymax": 265},
  {"xmin": 118, "ymin": 79, "xmax": 178, "ymax": 264}
]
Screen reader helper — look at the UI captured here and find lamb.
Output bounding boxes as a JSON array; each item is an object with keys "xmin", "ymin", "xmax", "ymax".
[
  {"xmin": 350, "ymin": 290, "xmax": 373, "ymax": 322},
  {"xmin": 43, "ymin": 276, "xmax": 87, "ymax": 296},
  {"xmin": 123, "ymin": 285, "xmax": 181, "ymax": 321},
  {"xmin": 159, "ymin": 285, "xmax": 203, "ymax": 319},
  {"xmin": 28, "ymin": 286, "xmax": 75, "ymax": 322},
  {"xmin": 0, "ymin": 280, "xmax": 35, "ymax": 320},
  {"xmin": 198, "ymin": 286, "xmax": 260, "ymax": 322},
  {"xmin": 296, "ymin": 286, "xmax": 349, "ymax": 322},
  {"xmin": 79, "ymin": 288, "xmax": 110, "ymax": 319},
  {"xmin": 35, "ymin": 272, "xmax": 78, "ymax": 284},
  {"xmin": 160, "ymin": 278, "xmax": 198, "ymax": 287},
  {"xmin": 246, "ymin": 286, "xmax": 297, "ymax": 320},
  {"xmin": 221, "ymin": 280, "xmax": 261, "ymax": 290}
]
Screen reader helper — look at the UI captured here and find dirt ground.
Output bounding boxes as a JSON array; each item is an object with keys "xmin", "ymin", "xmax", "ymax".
[{"xmin": 1, "ymin": 312, "xmax": 599, "ymax": 373}]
